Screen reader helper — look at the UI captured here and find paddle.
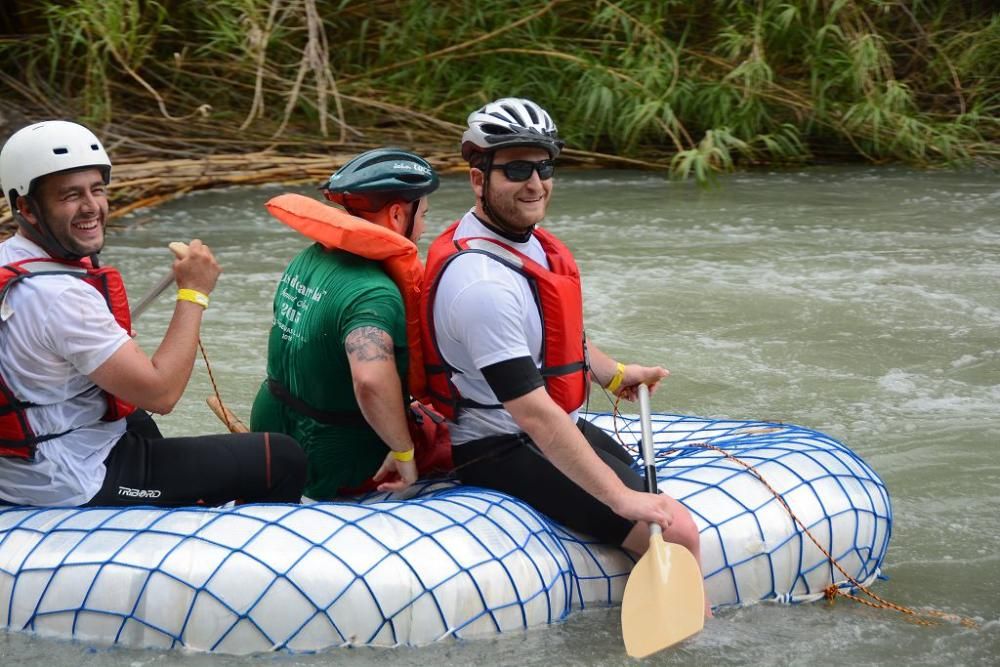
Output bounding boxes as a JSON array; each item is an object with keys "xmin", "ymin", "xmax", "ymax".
[
  {"xmin": 122, "ymin": 242, "xmax": 250, "ymax": 434},
  {"xmin": 129, "ymin": 241, "xmax": 190, "ymax": 320},
  {"xmin": 207, "ymin": 395, "xmax": 250, "ymax": 433},
  {"xmin": 621, "ymin": 383, "xmax": 706, "ymax": 658}
]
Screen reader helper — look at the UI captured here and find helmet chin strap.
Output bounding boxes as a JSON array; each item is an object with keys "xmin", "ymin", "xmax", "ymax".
[
  {"xmin": 404, "ymin": 200, "xmax": 417, "ymax": 241},
  {"xmin": 16, "ymin": 197, "xmax": 92, "ymax": 263},
  {"xmin": 478, "ymin": 153, "xmax": 534, "ymax": 243}
]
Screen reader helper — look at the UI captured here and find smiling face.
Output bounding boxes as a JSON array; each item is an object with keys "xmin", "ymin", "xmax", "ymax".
[
  {"xmin": 21, "ymin": 167, "xmax": 109, "ymax": 257},
  {"xmin": 472, "ymin": 146, "xmax": 553, "ymax": 233}
]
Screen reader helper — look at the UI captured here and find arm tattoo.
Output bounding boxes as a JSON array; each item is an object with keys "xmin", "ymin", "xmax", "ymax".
[{"xmin": 345, "ymin": 326, "xmax": 394, "ymax": 362}]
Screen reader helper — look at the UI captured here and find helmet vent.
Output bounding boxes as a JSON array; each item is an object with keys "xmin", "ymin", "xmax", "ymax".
[
  {"xmin": 481, "ymin": 122, "xmax": 515, "ymax": 136},
  {"xmin": 461, "ymin": 98, "xmax": 563, "ymax": 162},
  {"xmin": 53, "ymin": 147, "xmax": 68, "ymax": 155},
  {"xmin": 499, "ymin": 104, "xmax": 525, "ymax": 127},
  {"xmin": 357, "ymin": 157, "xmax": 385, "ymax": 170}
]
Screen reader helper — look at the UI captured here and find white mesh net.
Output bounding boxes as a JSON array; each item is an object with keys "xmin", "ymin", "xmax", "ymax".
[{"xmin": 0, "ymin": 412, "xmax": 890, "ymax": 653}]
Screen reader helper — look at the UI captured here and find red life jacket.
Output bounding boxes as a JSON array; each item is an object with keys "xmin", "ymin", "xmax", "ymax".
[
  {"xmin": 264, "ymin": 193, "xmax": 453, "ymax": 486},
  {"xmin": 420, "ymin": 221, "xmax": 589, "ymax": 420},
  {"xmin": 0, "ymin": 258, "xmax": 136, "ymax": 460}
]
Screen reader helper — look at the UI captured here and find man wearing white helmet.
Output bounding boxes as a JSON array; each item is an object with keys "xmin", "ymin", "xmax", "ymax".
[
  {"xmin": 0, "ymin": 120, "xmax": 306, "ymax": 507},
  {"xmin": 420, "ymin": 98, "xmax": 706, "ymax": 599}
]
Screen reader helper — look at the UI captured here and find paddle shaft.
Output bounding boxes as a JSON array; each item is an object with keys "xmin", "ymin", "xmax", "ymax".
[
  {"xmin": 129, "ymin": 242, "xmax": 190, "ymax": 321},
  {"xmin": 129, "ymin": 270, "xmax": 176, "ymax": 321},
  {"xmin": 638, "ymin": 383, "xmax": 662, "ymax": 537}
]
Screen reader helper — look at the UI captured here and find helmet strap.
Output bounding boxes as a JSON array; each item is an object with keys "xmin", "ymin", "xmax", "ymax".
[
  {"xmin": 15, "ymin": 196, "xmax": 88, "ymax": 262},
  {"xmin": 404, "ymin": 201, "xmax": 417, "ymax": 241},
  {"xmin": 478, "ymin": 153, "xmax": 534, "ymax": 243}
]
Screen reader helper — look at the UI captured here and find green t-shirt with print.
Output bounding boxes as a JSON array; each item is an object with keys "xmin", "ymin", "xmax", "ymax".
[{"xmin": 251, "ymin": 242, "xmax": 408, "ymax": 499}]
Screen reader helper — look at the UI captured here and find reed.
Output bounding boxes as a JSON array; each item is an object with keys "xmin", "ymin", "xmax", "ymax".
[{"xmin": 0, "ymin": 0, "xmax": 995, "ymax": 231}]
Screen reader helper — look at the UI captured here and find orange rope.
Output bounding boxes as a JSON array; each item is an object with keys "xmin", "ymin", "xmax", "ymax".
[
  {"xmin": 606, "ymin": 393, "xmax": 978, "ymax": 629},
  {"xmin": 198, "ymin": 340, "xmax": 248, "ymax": 433}
]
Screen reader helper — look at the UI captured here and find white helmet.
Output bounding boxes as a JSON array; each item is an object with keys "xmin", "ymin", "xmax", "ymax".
[
  {"xmin": 461, "ymin": 97, "xmax": 564, "ymax": 164},
  {"xmin": 1, "ymin": 120, "xmax": 112, "ymax": 210}
]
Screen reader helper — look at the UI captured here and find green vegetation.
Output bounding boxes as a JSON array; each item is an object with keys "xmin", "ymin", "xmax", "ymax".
[{"xmin": 0, "ymin": 0, "xmax": 997, "ymax": 176}]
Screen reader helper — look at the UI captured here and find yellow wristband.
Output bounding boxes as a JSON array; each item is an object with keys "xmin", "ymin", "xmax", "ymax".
[
  {"xmin": 391, "ymin": 447, "xmax": 415, "ymax": 462},
  {"xmin": 176, "ymin": 288, "xmax": 209, "ymax": 309},
  {"xmin": 605, "ymin": 362, "xmax": 626, "ymax": 393}
]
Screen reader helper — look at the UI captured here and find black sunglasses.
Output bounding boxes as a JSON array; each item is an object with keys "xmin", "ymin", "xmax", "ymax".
[{"xmin": 488, "ymin": 159, "xmax": 556, "ymax": 182}]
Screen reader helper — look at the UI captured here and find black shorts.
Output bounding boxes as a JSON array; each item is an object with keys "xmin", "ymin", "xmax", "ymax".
[
  {"xmin": 86, "ymin": 411, "xmax": 307, "ymax": 507},
  {"xmin": 451, "ymin": 418, "xmax": 644, "ymax": 544}
]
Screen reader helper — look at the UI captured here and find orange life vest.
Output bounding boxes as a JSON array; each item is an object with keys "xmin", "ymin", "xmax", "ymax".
[
  {"xmin": 420, "ymin": 221, "xmax": 589, "ymax": 420},
  {"xmin": 264, "ymin": 193, "xmax": 452, "ymax": 482},
  {"xmin": 266, "ymin": 193, "xmax": 429, "ymax": 402},
  {"xmin": 0, "ymin": 258, "xmax": 136, "ymax": 460}
]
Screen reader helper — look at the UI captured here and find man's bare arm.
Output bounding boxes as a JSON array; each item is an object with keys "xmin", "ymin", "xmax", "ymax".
[
  {"xmin": 88, "ymin": 240, "xmax": 219, "ymax": 414},
  {"xmin": 345, "ymin": 326, "xmax": 417, "ymax": 490},
  {"xmin": 503, "ymin": 387, "xmax": 674, "ymax": 532}
]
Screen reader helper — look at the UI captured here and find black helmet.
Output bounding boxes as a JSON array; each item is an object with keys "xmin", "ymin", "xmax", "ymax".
[
  {"xmin": 461, "ymin": 98, "xmax": 564, "ymax": 165},
  {"xmin": 322, "ymin": 148, "xmax": 439, "ymax": 213}
]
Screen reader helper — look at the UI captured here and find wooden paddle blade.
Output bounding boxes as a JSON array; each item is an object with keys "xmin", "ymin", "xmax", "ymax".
[
  {"xmin": 206, "ymin": 396, "xmax": 250, "ymax": 433},
  {"xmin": 621, "ymin": 533, "xmax": 705, "ymax": 658}
]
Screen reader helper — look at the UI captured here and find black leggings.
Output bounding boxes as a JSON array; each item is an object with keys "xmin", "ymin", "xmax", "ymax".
[
  {"xmin": 452, "ymin": 418, "xmax": 644, "ymax": 544},
  {"xmin": 86, "ymin": 411, "xmax": 307, "ymax": 507}
]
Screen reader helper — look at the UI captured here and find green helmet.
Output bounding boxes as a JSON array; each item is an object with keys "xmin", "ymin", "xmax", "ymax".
[{"xmin": 322, "ymin": 148, "xmax": 439, "ymax": 213}]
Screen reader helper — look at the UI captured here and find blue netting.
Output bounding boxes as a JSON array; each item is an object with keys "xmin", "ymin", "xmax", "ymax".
[{"xmin": 0, "ymin": 413, "xmax": 891, "ymax": 654}]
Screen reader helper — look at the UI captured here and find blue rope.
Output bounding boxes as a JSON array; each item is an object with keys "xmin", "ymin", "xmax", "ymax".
[{"xmin": 0, "ymin": 412, "xmax": 892, "ymax": 652}]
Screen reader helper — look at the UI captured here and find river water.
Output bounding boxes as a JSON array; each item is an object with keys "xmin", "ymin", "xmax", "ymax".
[{"xmin": 1, "ymin": 166, "xmax": 997, "ymax": 666}]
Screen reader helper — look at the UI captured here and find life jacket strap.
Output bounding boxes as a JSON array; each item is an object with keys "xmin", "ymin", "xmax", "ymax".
[
  {"xmin": 266, "ymin": 378, "xmax": 369, "ymax": 427},
  {"xmin": 540, "ymin": 361, "xmax": 587, "ymax": 377},
  {"xmin": 427, "ymin": 387, "xmax": 503, "ymax": 413}
]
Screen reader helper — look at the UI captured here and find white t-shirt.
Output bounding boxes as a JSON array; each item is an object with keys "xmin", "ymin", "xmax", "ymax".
[
  {"xmin": 0, "ymin": 234, "xmax": 129, "ymax": 506},
  {"xmin": 432, "ymin": 210, "xmax": 581, "ymax": 445}
]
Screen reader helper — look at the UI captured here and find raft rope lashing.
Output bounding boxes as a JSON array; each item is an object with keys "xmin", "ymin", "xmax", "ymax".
[
  {"xmin": 2, "ymin": 487, "xmax": 579, "ymax": 650},
  {"xmin": 698, "ymin": 435, "xmax": 973, "ymax": 628},
  {"xmin": 605, "ymin": 395, "xmax": 975, "ymax": 630},
  {"xmin": 0, "ymin": 412, "xmax": 892, "ymax": 652}
]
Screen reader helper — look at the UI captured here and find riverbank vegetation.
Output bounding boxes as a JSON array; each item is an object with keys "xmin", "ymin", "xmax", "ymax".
[{"xmin": 0, "ymin": 0, "xmax": 997, "ymax": 231}]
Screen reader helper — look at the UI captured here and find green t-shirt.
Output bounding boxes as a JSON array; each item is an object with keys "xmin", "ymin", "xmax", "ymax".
[{"xmin": 251, "ymin": 242, "xmax": 408, "ymax": 499}]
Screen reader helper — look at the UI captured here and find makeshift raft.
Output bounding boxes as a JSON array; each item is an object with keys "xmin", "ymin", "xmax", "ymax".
[{"xmin": 0, "ymin": 412, "xmax": 891, "ymax": 654}]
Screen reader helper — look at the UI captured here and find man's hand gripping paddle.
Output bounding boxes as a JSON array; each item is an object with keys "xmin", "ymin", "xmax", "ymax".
[
  {"xmin": 620, "ymin": 383, "xmax": 706, "ymax": 657},
  {"xmin": 129, "ymin": 242, "xmax": 190, "ymax": 321},
  {"xmin": 125, "ymin": 242, "xmax": 251, "ymax": 434}
]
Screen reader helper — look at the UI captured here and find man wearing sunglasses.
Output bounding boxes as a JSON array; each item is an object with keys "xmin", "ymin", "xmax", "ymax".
[{"xmin": 420, "ymin": 98, "xmax": 706, "ymax": 595}]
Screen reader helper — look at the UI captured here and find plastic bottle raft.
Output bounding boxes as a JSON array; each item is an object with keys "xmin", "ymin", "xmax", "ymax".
[{"xmin": 0, "ymin": 412, "xmax": 891, "ymax": 654}]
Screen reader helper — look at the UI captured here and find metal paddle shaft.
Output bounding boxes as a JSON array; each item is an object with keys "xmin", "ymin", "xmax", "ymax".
[
  {"xmin": 639, "ymin": 384, "xmax": 659, "ymax": 496},
  {"xmin": 621, "ymin": 383, "xmax": 706, "ymax": 658},
  {"xmin": 129, "ymin": 242, "xmax": 190, "ymax": 321}
]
